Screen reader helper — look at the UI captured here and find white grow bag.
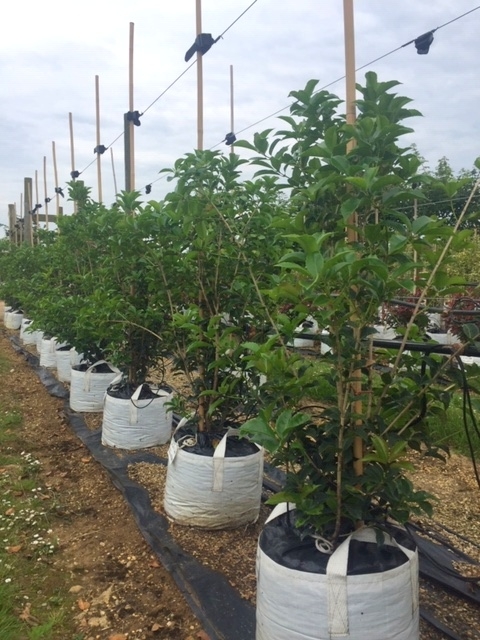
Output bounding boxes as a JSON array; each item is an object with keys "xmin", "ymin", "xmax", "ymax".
[
  {"xmin": 55, "ymin": 347, "xmax": 82, "ymax": 383},
  {"xmin": 39, "ymin": 337, "xmax": 59, "ymax": 369},
  {"xmin": 373, "ymin": 324, "xmax": 397, "ymax": 340},
  {"xmin": 35, "ymin": 330, "xmax": 45, "ymax": 351},
  {"xmin": 5, "ymin": 310, "xmax": 23, "ymax": 330},
  {"xmin": 21, "ymin": 320, "xmax": 41, "ymax": 346},
  {"xmin": 101, "ymin": 383, "xmax": 173, "ymax": 449},
  {"xmin": 70, "ymin": 361, "xmax": 120, "ymax": 413},
  {"xmin": 20, "ymin": 318, "xmax": 32, "ymax": 341},
  {"xmin": 256, "ymin": 504, "xmax": 419, "ymax": 640},
  {"xmin": 288, "ymin": 316, "xmax": 319, "ymax": 348},
  {"xmin": 3, "ymin": 306, "xmax": 12, "ymax": 322},
  {"xmin": 164, "ymin": 424, "xmax": 264, "ymax": 529}
]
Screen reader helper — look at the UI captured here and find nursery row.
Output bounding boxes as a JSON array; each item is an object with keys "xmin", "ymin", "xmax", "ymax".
[{"xmin": 1, "ymin": 73, "xmax": 480, "ymax": 640}]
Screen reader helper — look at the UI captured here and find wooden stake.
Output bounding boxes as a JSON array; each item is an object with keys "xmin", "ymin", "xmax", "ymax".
[
  {"xmin": 110, "ymin": 148, "xmax": 118, "ymax": 196},
  {"xmin": 24, "ymin": 178, "xmax": 33, "ymax": 246},
  {"xmin": 8, "ymin": 204, "xmax": 16, "ymax": 244},
  {"xmin": 343, "ymin": 0, "xmax": 363, "ymax": 479},
  {"xmin": 95, "ymin": 75, "xmax": 103, "ymax": 203},
  {"xmin": 229, "ymin": 65, "xmax": 235, "ymax": 155},
  {"xmin": 196, "ymin": 0, "xmax": 204, "ymax": 150},
  {"xmin": 19, "ymin": 194, "xmax": 23, "ymax": 243},
  {"xmin": 344, "ymin": 0, "xmax": 357, "ymax": 242},
  {"xmin": 124, "ymin": 22, "xmax": 135, "ymax": 191},
  {"xmin": 69, "ymin": 113, "xmax": 77, "ymax": 213},
  {"xmin": 52, "ymin": 141, "xmax": 60, "ymax": 221},
  {"xmin": 43, "ymin": 155, "xmax": 49, "ymax": 231},
  {"xmin": 34, "ymin": 170, "xmax": 40, "ymax": 239}
]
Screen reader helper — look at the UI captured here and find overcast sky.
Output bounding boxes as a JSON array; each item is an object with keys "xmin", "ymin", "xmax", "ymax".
[{"xmin": 1, "ymin": 0, "xmax": 479, "ymax": 231}]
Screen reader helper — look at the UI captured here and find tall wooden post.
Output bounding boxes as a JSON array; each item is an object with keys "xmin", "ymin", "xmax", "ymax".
[
  {"xmin": 229, "ymin": 65, "xmax": 235, "ymax": 156},
  {"xmin": 24, "ymin": 178, "xmax": 33, "ymax": 246},
  {"xmin": 124, "ymin": 22, "xmax": 135, "ymax": 191},
  {"xmin": 196, "ymin": 0, "xmax": 204, "ymax": 150},
  {"xmin": 110, "ymin": 148, "xmax": 118, "ymax": 197},
  {"xmin": 52, "ymin": 141, "xmax": 61, "ymax": 221},
  {"xmin": 8, "ymin": 204, "xmax": 16, "ymax": 244},
  {"xmin": 19, "ymin": 194, "xmax": 23, "ymax": 243},
  {"xmin": 34, "ymin": 170, "xmax": 40, "ymax": 239},
  {"xmin": 43, "ymin": 155, "xmax": 49, "ymax": 230},
  {"xmin": 343, "ymin": 0, "xmax": 363, "ymax": 479},
  {"xmin": 95, "ymin": 75, "xmax": 103, "ymax": 203},
  {"xmin": 344, "ymin": 0, "xmax": 357, "ymax": 242},
  {"xmin": 69, "ymin": 113, "xmax": 78, "ymax": 213}
]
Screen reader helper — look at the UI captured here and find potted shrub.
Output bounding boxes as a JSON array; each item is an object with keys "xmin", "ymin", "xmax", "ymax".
[
  {"xmin": 238, "ymin": 73, "xmax": 468, "ymax": 639},
  {"xmin": 154, "ymin": 150, "xmax": 281, "ymax": 529},
  {"xmin": 85, "ymin": 192, "xmax": 176, "ymax": 448},
  {"xmin": 20, "ymin": 186, "xmax": 121, "ymax": 410}
]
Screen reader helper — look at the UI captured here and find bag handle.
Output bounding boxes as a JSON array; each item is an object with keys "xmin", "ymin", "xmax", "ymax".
[
  {"xmin": 84, "ymin": 361, "xmax": 120, "ymax": 392},
  {"xmin": 326, "ymin": 526, "xmax": 417, "ymax": 636}
]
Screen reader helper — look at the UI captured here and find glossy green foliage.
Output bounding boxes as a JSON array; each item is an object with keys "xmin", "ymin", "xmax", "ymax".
[{"xmin": 240, "ymin": 72, "xmax": 464, "ymax": 540}]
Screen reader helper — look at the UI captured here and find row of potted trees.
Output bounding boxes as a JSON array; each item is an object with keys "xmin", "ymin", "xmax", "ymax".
[{"xmin": 1, "ymin": 71, "xmax": 479, "ymax": 639}]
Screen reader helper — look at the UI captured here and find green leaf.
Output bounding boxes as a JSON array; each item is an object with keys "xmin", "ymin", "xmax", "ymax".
[
  {"xmin": 240, "ymin": 416, "xmax": 278, "ymax": 452},
  {"xmin": 275, "ymin": 410, "xmax": 310, "ymax": 439},
  {"xmin": 305, "ymin": 252, "xmax": 324, "ymax": 279}
]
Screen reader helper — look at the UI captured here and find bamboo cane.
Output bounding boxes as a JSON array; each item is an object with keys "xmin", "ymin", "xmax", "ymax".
[
  {"xmin": 196, "ymin": 0, "xmax": 204, "ymax": 151},
  {"xmin": 111, "ymin": 148, "xmax": 118, "ymax": 196},
  {"xmin": 230, "ymin": 65, "xmax": 235, "ymax": 156},
  {"xmin": 95, "ymin": 75, "xmax": 103, "ymax": 203},
  {"xmin": 52, "ymin": 141, "xmax": 60, "ymax": 221},
  {"xmin": 69, "ymin": 113, "xmax": 77, "ymax": 214},
  {"xmin": 34, "ymin": 170, "xmax": 40, "ymax": 239},
  {"xmin": 128, "ymin": 22, "xmax": 135, "ymax": 191},
  {"xmin": 43, "ymin": 156, "xmax": 49, "ymax": 230},
  {"xmin": 343, "ymin": 0, "xmax": 363, "ymax": 478}
]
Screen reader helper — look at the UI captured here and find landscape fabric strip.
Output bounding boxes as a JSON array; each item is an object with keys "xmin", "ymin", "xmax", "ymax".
[
  {"xmin": 9, "ymin": 337, "xmax": 255, "ymax": 640},
  {"xmin": 9, "ymin": 336, "xmax": 475, "ymax": 640}
]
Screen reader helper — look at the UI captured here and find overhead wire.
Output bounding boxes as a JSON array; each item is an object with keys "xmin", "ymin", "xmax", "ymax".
[
  {"xmin": 210, "ymin": 4, "xmax": 480, "ymax": 149},
  {"xmin": 38, "ymin": 3, "xmax": 480, "ymax": 205},
  {"xmin": 41, "ymin": 0, "xmax": 262, "ymax": 202}
]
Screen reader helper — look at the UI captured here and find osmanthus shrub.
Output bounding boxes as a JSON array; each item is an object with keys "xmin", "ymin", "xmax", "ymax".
[{"xmin": 239, "ymin": 72, "xmax": 473, "ymax": 542}]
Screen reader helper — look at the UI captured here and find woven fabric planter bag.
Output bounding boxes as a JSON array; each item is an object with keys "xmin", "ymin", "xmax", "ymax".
[
  {"xmin": 288, "ymin": 316, "xmax": 319, "ymax": 348},
  {"xmin": 39, "ymin": 337, "xmax": 59, "ymax": 369},
  {"xmin": 35, "ymin": 330, "xmax": 45, "ymax": 351},
  {"xmin": 256, "ymin": 503, "xmax": 419, "ymax": 640},
  {"xmin": 69, "ymin": 361, "xmax": 120, "ymax": 413},
  {"xmin": 101, "ymin": 382, "xmax": 173, "ymax": 450},
  {"xmin": 55, "ymin": 347, "xmax": 82, "ymax": 383},
  {"xmin": 164, "ymin": 421, "xmax": 264, "ymax": 530},
  {"xmin": 3, "ymin": 306, "xmax": 12, "ymax": 322},
  {"xmin": 20, "ymin": 317, "xmax": 32, "ymax": 341},
  {"xmin": 5, "ymin": 310, "xmax": 23, "ymax": 330}
]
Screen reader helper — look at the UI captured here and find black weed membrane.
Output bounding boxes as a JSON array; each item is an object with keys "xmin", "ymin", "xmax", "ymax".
[{"xmin": 10, "ymin": 336, "xmax": 480, "ymax": 640}]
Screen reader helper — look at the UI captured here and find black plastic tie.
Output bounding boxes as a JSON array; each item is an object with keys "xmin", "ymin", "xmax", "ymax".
[
  {"xmin": 54, "ymin": 187, "xmax": 64, "ymax": 197},
  {"xmin": 45, "ymin": 197, "xmax": 51, "ymax": 204},
  {"xmin": 145, "ymin": 184, "xmax": 152, "ymax": 194},
  {"xmin": 184, "ymin": 33, "xmax": 217, "ymax": 62},
  {"xmin": 94, "ymin": 144, "xmax": 107, "ymax": 155},
  {"xmin": 414, "ymin": 31, "xmax": 434, "ymax": 54},
  {"xmin": 126, "ymin": 111, "xmax": 142, "ymax": 126},
  {"xmin": 225, "ymin": 132, "xmax": 236, "ymax": 146},
  {"xmin": 70, "ymin": 170, "xmax": 80, "ymax": 179}
]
